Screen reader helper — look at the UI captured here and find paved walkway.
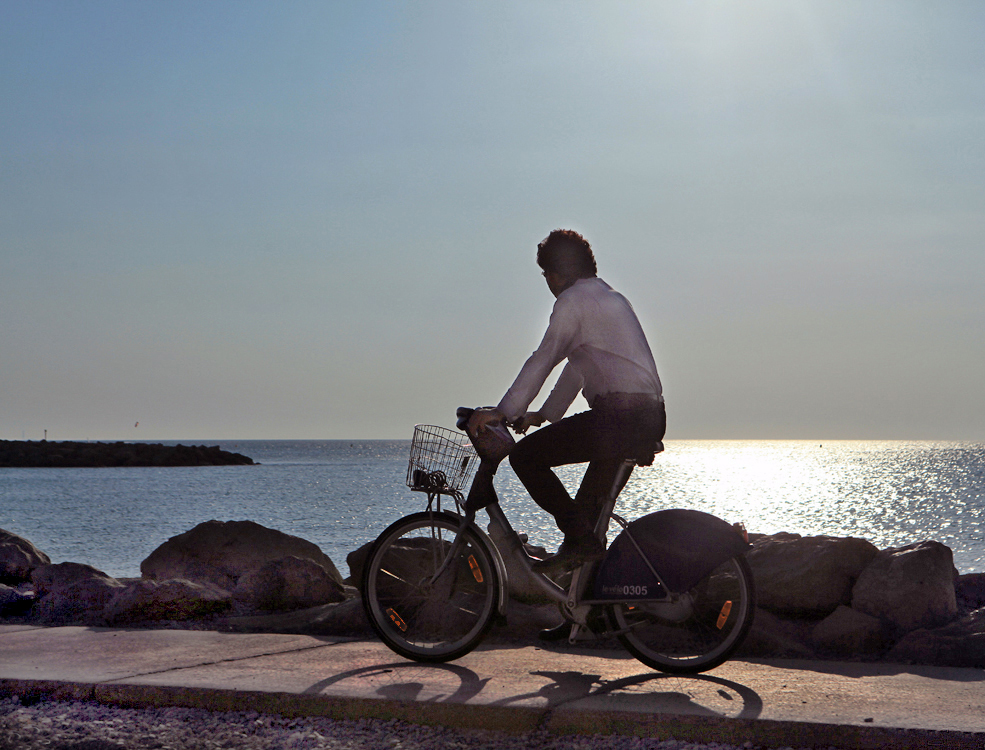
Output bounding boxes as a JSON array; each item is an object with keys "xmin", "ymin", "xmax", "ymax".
[{"xmin": 1, "ymin": 624, "xmax": 983, "ymax": 748}]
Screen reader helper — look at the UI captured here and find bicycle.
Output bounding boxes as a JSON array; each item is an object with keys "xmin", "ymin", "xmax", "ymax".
[{"xmin": 360, "ymin": 410, "xmax": 755, "ymax": 674}]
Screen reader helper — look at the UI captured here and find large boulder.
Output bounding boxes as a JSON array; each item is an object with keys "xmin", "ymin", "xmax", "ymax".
[
  {"xmin": 956, "ymin": 573, "xmax": 985, "ymax": 614},
  {"xmin": 30, "ymin": 562, "xmax": 124, "ymax": 625},
  {"xmin": 0, "ymin": 529, "xmax": 51, "ymax": 584},
  {"xmin": 852, "ymin": 541, "xmax": 958, "ymax": 634},
  {"xmin": 811, "ymin": 604, "xmax": 887, "ymax": 656},
  {"xmin": 345, "ymin": 540, "xmax": 373, "ymax": 586},
  {"xmin": 232, "ymin": 556, "xmax": 345, "ymax": 612},
  {"xmin": 0, "ymin": 583, "xmax": 35, "ymax": 616},
  {"xmin": 746, "ymin": 533, "xmax": 879, "ymax": 617},
  {"xmin": 221, "ymin": 595, "xmax": 371, "ymax": 637},
  {"xmin": 887, "ymin": 607, "xmax": 985, "ymax": 668},
  {"xmin": 140, "ymin": 520, "xmax": 343, "ymax": 591},
  {"xmin": 736, "ymin": 607, "xmax": 816, "ymax": 659},
  {"xmin": 105, "ymin": 579, "xmax": 232, "ymax": 625}
]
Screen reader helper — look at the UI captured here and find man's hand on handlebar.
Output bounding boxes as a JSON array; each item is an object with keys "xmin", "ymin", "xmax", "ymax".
[
  {"xmin": 511, "ymin": 411, "xmax": 546, "ymax": 435},
  {"xmin": 467, "ymin": 408, "xmax": 545, "ymax": 437},
  {"xmin": 467, "ymin": 407, "xmax": 507, "ymax": 436}
]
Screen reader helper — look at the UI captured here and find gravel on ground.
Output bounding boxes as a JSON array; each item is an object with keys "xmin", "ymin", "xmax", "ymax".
[{"xmin": 0, "ymin": 696, "xmax": 841, "ymax": 750}]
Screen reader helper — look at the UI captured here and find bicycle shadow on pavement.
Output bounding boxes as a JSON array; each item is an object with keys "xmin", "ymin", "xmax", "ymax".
[
  {"xmin": 304, "ymin": 661, "xmax": 492, "ymax": 704},
  {"xmin": 303, "ymin": 660, "xmax": 762, "ymax": 721},
  {"xmin": 489, "ymin": 669, "xmax": 763, "ymax": 720}
]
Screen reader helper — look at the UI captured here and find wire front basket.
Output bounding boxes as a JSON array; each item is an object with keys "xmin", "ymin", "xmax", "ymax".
[{"xmin": 406, "ymin": 424, "xmax": 478, "ymax": 494}]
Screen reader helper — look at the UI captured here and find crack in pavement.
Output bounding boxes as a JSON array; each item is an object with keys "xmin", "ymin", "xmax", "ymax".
[{"xmin": 98, "ymin": 640, "xmax": 351, "ymax": 682}]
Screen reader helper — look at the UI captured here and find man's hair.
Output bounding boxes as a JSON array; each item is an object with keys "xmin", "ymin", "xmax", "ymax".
[{"xmin": 536, "ymin": 229, "xmax": 597, "ymax": 278}]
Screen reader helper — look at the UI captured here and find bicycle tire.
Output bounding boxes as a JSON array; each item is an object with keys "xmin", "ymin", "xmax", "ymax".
[
  {"xmin": 608, "ymin": 553, "xmax": 755, "ymax": 674},
  {"xmin": 361, "ymin": 511, "xmax": 499, "ymax": 662}
]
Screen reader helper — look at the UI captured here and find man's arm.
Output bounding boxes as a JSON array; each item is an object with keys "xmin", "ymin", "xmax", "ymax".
[
  {"xmin": 496, "ymin": 295, "xmax": 579, "ymax": 423},
  {"xmin": 538, "ymin": 362, "xmax": 583, "ymax": 422},
  {"xmin": 470, "ymin": 407, "xmax": 546, "ymax": 436}
]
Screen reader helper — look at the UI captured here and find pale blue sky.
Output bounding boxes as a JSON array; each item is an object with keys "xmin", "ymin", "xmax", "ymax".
[{"xmin": 2, "ymin": 1, "xmax": 983, "ymax": 441}]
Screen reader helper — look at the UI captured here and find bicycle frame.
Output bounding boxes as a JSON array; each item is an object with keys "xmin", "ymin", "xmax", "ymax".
[{"xmin": 427, "ymin": 457, "xmax": 692, "ymax": 644}]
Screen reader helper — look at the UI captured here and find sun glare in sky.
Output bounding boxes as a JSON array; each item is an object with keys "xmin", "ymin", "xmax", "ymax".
[{"xmin": 1, "ymin": 1, "xmax": 983, "ymax": 441}]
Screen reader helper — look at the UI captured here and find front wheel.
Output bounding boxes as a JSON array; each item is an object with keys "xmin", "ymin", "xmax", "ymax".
[
  {"xmin": 608, "ymin": 554, "xmax": 755, "ymax": 674},
  {"xmin": 361, "ymin": 511, "xmax": 500, "ymax": 662}
]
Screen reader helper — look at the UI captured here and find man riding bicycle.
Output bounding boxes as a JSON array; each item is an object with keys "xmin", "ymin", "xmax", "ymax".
[{"xmin": 471, "ymin": 229, "xmax": 666, "ymax": 577}]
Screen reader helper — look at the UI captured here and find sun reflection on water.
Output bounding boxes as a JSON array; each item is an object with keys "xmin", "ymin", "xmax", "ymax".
[{"xmin": 496, "ymin": 440, "xmax": 985, "ymax": 573}]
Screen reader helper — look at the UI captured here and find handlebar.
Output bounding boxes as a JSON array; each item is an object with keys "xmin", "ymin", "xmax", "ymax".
[{"xmin": 455, "ymin": 406, "xmax": 474, "ymax": 431}]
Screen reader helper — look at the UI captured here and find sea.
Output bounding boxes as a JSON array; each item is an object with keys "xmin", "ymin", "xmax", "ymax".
[{"xmin": 1, "ymin": 439, "xmax": 983, "ymax": 580}]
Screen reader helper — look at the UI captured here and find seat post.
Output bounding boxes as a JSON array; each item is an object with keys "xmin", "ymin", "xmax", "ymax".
[
  {"xmin": 593, "ymin": 458, "xmax": 637, "ymax": 541},
  {"xmin": 565, "ymin": 459, "xmax": 638, "ymax": 617}
]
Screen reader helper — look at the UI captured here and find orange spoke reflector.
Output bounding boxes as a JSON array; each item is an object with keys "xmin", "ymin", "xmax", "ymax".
[
  {"xmin": 717, "ymin": 600, "xmax": 733, "ymax": 630},
  {"xmin": 468, "ymin": 555, "xmax": 484, "ymax": 583},
  {"xmin": 386, "ymin": 607, "xmax": 408, "ymax": 632}
]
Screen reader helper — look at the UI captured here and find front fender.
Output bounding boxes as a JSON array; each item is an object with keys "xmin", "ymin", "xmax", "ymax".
[{"xmin": 451, "ymin": 511, "xmax": 510, "ymax": 619}]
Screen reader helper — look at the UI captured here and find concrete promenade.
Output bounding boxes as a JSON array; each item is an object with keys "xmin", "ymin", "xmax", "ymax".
[{"xmin": 1, "ymin": 624, "xmax": 983, "ymax": 748}]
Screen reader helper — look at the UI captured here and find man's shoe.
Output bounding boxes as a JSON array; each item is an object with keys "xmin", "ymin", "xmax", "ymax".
[
  {"xmin": 531, "ymin": 535, "xmax": 604, "ymax": 574},
  {"xmin": 538, "ymin": 622, "xmax": 573, "ymax": 642}
]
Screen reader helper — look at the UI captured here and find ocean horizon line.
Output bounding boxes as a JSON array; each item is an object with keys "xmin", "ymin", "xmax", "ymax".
[{"xmin": 4, "ymin": 437, "xmax": 983, "ymax": 445}]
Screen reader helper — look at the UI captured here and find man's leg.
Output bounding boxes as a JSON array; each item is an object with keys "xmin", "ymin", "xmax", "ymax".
[
  {"xmin": 509, "ymin": 411, "xmax": 614, "ymax": 573},
  {"xmin": 508, "ymin": 410, "xmax": 596, "ymax": 539},
  {"xmin": 574, "ymin": 456, "xmax": 627, "ymax": 537}
]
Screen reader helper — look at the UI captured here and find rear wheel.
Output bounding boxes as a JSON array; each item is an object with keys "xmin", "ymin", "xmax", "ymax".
[
  {"xmin": 361, "ymin": 511, "xmax": 499, "ymax": 662},
  {"xmin": 608, "ymin": 554, "xmax": 754, "ymax": 674}
]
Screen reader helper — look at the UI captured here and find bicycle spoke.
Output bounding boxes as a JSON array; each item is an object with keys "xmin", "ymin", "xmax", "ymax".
[
  {"xmin": 611, "ymin": 555, "xmax": 754, "ymax": 674},
  {"xmin": 362, "ymin": 512, "xmax": 498, "ymax": 662}
]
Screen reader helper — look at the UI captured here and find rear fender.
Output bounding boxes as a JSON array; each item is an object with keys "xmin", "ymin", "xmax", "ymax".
[{"xmin": 593, "ymin": 509, "xmax": 749, "ymax": 600}]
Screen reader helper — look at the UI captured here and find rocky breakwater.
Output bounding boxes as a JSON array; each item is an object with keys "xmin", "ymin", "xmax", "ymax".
[
  {"xmin": 2, "ymin": 523, "xmax": 984, "ymax": 668},
  {"xmin": 0, "ymin": 522, "xmax": 361, "ymax": 633},
  {"xmin": 738, "ymin": 532, "xmax": 985, "ymax": 667},
  {"xmin": 0, "ymin": 440, "xmax": 255, "ymax": 467}
]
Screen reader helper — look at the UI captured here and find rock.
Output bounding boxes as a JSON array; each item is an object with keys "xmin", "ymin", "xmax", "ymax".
[
  {"xmin": 812, "ymin": 604, "xmax": 887, "ymax": 656},
  {"xmin": 105, "ymin": 579, "xmax": 232, "ymax": 625},
  {"xmin": 345, "ymin": 540, "xmax": 373, "ymax": 586},
  {"xmin": 220, "ymin": 591, "xmax": 564, "ymax": 642},
  {"xmin": 140, "ymin": 520, "xmax": 343, "ymax": 591},
  {"xmin": 746, "ymin": 532, "xmax": 879, "ymax": 618},
  {"xmin": 232, "ymin": 556, "xmax": 345, "ymax": 612},
  {"xmin": 0, "ymin": 583, "xmax": 35, "ymax": 616},
  {"xmin": 221, "ymin": 594, "xmax": 370, "ymax": 636},
  {"xmin": 30, "ymin": 562, "xmax": 124, "ymax": 625},
  {"xmin": 887, "ymin": 607, "xmax": 985, "ymax": 668},
  {"xmin": 736, "ymin": 608, "xmax": 816, "ymax": 659},
  {"xmin": 852, "ymin": 541, "xmax": 958, "ymax": 634},
  {"xmin": 0, "ymin": 528, "xmax": 51, "ymax": 584},
  {"xmin": 956, "ymin": 573, "xmax": 985, "ymax": 614}
]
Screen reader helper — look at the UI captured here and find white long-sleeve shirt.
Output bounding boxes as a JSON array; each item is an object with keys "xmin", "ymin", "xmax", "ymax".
[{"xmin": 497, "ymin": 277, "xmax": 663, "ymax": 424}]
